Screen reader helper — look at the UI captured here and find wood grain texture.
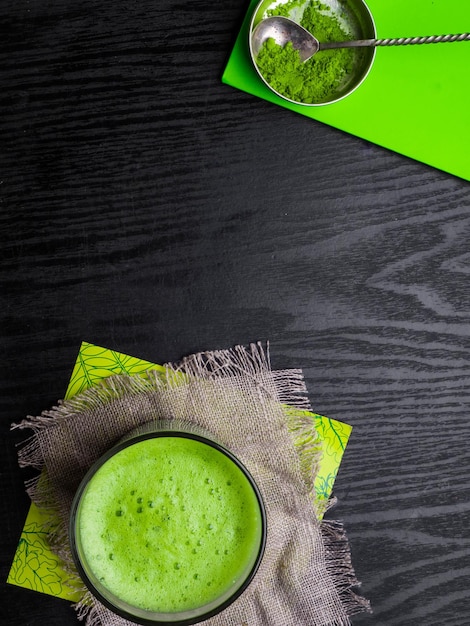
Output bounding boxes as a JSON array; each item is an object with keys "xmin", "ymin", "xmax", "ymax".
[{"xmin": 2, "ymin": 0, "xmax": 470, "ymax": 624}]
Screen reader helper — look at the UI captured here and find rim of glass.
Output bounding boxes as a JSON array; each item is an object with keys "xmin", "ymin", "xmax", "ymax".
[{"xmin": 69, "ymin": 429, "xmax": 267, "ymax": 626}]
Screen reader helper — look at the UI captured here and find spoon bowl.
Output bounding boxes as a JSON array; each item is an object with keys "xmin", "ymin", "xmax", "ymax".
[
  {"xmin": 249, "ymin": 0, "xmax": 377, "ymax": 106},
  {"xmin": 251, "ymin": 16, "xmax": 320, "ymax": 62}
]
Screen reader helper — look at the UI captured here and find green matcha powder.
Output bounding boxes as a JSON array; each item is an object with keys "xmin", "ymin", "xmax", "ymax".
[{"xmin": 256, "ymin": 0, "xmax": 355, "ymax": 104}]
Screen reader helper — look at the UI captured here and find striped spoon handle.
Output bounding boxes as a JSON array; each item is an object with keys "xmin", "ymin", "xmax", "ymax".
[{"xmin": 320, "ymin": 32, "xmax": 470, "ymax": 50}]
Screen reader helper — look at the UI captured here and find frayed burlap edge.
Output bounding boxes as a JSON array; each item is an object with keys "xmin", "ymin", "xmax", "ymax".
[{"xmin": 12, "ymin": 342, "xmax": 370, "ymax": 625}]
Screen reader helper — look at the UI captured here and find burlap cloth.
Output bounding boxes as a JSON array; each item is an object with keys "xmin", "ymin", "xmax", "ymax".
[{"xmin": 13, "ymin": 343, "xmax": 370, "ymax": 625}]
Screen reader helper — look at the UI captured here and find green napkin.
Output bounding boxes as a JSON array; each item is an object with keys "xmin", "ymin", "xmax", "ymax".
[
  {"xmin": 223, "ymin": 0, "xmax": 470, "ymax": 181},
  {"xmin": 8, "ymin": 342, "xmax": 351, "ymax": 603}
]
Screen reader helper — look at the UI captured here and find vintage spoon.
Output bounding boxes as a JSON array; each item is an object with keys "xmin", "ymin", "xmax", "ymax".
[{"xmin": 251, "ymin": 16, "xmax": 470, "ymax": 62}]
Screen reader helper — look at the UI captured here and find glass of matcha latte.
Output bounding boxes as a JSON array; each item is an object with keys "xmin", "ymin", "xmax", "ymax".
[{"xmin": 69, "ymin": 422, "xmax": 266, "ymax": 625}]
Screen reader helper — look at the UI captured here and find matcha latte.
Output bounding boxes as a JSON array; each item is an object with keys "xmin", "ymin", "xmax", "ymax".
[{"xmin": 70, "ymin": 431, "xmax": 266, "ymax": 624}]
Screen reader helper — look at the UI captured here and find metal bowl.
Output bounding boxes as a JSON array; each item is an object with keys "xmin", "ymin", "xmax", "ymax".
[{"xmin": 249, "ymin": 0, "xmax": 377, "ymax": 106}]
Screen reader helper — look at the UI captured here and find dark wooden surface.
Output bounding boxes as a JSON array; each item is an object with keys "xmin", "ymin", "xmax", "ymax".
[{"xmin": 2, "ymin": 0, "xmax": 470, "ymax": 624}]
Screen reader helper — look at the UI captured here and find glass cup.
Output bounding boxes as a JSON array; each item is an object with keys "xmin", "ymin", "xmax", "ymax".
[{"xmin": 69, "ymin": 421, "xmax": 266, "ymax": 625}]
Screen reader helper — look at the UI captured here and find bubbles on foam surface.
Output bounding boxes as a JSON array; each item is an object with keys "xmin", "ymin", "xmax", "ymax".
[{"xmin": 78, "ymin": 436, "xmax": 262, "ymax": 613}]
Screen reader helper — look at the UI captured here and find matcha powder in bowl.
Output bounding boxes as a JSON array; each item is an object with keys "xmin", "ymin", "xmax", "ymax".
[{"xmin": 251, "ymin": 0, "xmax": 376, "ymax": 105}]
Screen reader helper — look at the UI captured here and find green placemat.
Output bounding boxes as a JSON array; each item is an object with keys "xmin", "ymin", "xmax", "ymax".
[
  {"xmin": 8, "ymin": 342, "xmax": 352, "ymax": 602},
  {"xmin": 223, "ymin": 0, "xmax": 470, "ymax": 181}
]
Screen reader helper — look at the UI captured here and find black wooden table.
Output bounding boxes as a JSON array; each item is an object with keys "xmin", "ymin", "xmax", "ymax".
[{"xmin": 2, "ymin": 1, "xmax": 470, "ymax": 624}]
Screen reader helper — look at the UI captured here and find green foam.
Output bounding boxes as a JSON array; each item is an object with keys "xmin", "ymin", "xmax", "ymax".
[{"xmin": 77, "ymin": 436, "xmax": 263, "ymax": 613}]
